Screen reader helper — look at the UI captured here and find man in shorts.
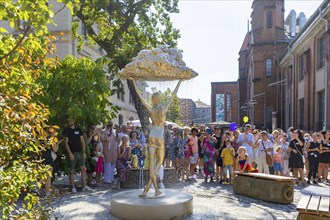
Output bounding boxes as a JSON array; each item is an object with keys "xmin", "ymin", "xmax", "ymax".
[{"xmin": 63, "ymin": 117, "xmax": 93, "ymax": 193}]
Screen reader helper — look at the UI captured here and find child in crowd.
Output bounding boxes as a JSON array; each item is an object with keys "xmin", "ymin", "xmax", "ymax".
[
  {"xmin": 273, "ymin": 146, "xmax": 283, "ymax": 176},
  {"xmin": 306, "ymin": 133, "xmax": 321, "ymax": 184},
  {"xmin": 92, "ymin": 143, "xmax": 104, "ymax": 186},
  {"xmin": 221, "ymin": 139, "xmax": 235, "ymax": 184},
  {"xmin": 183, "ymin": 128, "xmax": 193, "ymax": 181},
  {"xmin": 236, "ymin": 146, "xmax": 258, "ymax": 173}
]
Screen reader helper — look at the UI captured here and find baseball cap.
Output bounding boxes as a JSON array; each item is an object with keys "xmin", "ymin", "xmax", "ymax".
[{"xmin": 245, "ymin": 124, "xmax": 252, "ymax": 129}]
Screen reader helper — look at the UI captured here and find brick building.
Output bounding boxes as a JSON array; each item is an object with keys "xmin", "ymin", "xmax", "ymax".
[
  {"xmin": 236, "ymin": 0, "xmax": 329, "ymax": 131},
  {"xmin": 238, "ymin": 0, "xmax": 289, "ymax": 130},
  {"xmin": 279, "ymin": 0, "xmax": 330, "ymax": 131},
  {"xmin": 211, "ymin": 82, "xmax": 239, "ymax": 124}
]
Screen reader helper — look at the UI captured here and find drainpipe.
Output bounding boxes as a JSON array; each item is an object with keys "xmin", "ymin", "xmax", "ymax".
[
  {"xmin": 320, "ymin": 9, "xmax": 328, "ymax": 129},
  {"xmin": 290, "ymin": 53, "xmax": 295, "ymax": 128}
]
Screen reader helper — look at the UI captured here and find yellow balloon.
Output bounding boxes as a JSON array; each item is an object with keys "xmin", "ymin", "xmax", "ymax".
[{"xmin": 243, "ymin": 116, "xmax": 249, "ymax": 123}]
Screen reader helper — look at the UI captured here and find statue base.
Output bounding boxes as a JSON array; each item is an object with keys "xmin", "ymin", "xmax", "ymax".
[{"xmin": 110, "ymin": 189, "xmax": 193, "ymax": 220}]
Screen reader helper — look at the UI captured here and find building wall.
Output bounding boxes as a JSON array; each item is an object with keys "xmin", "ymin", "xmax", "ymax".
[
  {"xmin": 211, "ymin": 82, "xmax": 239, "ymax": 124},
  {"xmin": 50, "ymin": 1, "xmax": 137, "ymax": 125},
  {"xmin": 279, "ymin": 1, "xmax": 330, "ymax": 131},
  {"xmin": 179, "ymin": 99, "xmax": 196, "ymax": 126},
  {"xmin": 194, "ymin": 107, "xmax": 211, "ymax": 125},
  {"xmin": 237, "ymin": 0, "xmax": 288, "ymax": 130}
]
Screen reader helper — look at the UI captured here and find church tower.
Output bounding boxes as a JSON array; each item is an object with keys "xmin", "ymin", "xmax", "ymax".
[
  {"xmin": 238, "ymin": 0, "xmax": 288, "ymax": 129},
  {"xmin": 251, "ymin": 0, "xmax": 286, "ymax": 42}
]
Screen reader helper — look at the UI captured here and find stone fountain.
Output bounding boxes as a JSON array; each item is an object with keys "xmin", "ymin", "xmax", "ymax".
[{"xmin": 110, "ymin": 45, "xmax": 197, "ymax": 220}]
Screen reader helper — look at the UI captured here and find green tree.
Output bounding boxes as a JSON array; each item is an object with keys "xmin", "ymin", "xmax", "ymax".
[
  {"xmin": 0, "ymin": 0, "xmax": 77, "ymax": 218},
  {"xmin": 151, "ymin": 87, "xmax": 182, "ymax": 123},
  {"xmin": 74, "ymin": 0, "xmax": 181, "ymax": 134},
  {"xmin": 39, "ymin": 56, "xmax": 117, "ymax": 130},
  {"xmin": 38, "ymin": 56, "xmax": 118, "ymax": 176}
]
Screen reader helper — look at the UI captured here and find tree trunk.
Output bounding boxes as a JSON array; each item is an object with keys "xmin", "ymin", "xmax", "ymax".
[{"xmin": 127, "ymin": 79, "xmax": 150, "ymax": 137}]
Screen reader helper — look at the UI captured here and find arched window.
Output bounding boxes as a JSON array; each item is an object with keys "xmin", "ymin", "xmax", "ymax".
[
  {"xmin": 266, "ymin": 59, "xmax": 272, "ymax": 77},
  {"xmin": 267, "ymin": 11, "xmax": 273, "ymax": 28}
]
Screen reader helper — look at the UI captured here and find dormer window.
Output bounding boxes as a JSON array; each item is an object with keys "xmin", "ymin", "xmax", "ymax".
[{"xmin": 267, "ymin": 11, "xmax": 273, "ymax": 28}]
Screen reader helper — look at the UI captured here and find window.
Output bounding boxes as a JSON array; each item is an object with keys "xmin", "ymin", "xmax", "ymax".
[
  {"xmin": 118, "ymin": 114, "xmax": 123, "ymax": 127},
  {"xmin": 317, "ymin": 37, "xmax": 325, "ymax": 69},
  {"xmin": 226, "ymin": 94, "xmax": 232, "ymax": 121},
  {"xmin": 266, "ymin": 11, "xmax": 273, "ymax": 28},
  {"xmin": 81, "ymin": 21, "xmax": 87, "ymax": 39},
  {"xmin": 216, "ymin": 94, "xmax": 225, "ymax": 121},
  {"xmin": 265, "ymin": 59, "xmax": 272, "ymax": 77},
  {"xmin": 299, "ymin": 55, "xmax": 304, "ymax": 81},
  {"xmin": 117, "ymin": 82, "xmax": 125, "ymax": 102},
  {"xmin": 299, "ymin": 99, "xmax": 304, "ymax": 129},
  {"xmin": 318, "ymin": 90, "xmax": 325, "ymax": 130}
]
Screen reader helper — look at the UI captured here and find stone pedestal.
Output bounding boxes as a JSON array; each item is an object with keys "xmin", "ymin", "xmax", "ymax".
[
  {"xmin": 110, "ymin": 189, "xmax": 193, "ymax": 220},
  {"xmin": 233, "ymin": 172, "xmax": 294, "ymax": 204},
  {"xmin": 121, "ymin": 167, "xmax": 176, "ymax": 188}
]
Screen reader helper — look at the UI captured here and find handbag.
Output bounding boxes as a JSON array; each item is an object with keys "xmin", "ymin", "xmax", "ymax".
[
  {"xmin": 262, "ymin": 141, "xmax": 273, "ymax": 166},
  {"xmin": 293, "ymin": 141, "xmax": 305, "ymax": 164},
  {"xmin": 131, "ymin": 154, "xmax": 138, "ymax": 168}
]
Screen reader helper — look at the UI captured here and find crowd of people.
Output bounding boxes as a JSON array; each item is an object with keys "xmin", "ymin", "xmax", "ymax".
[
  {"xmin": 163, "ymin": 123, "xmax": 329, "ymax": 186},
  {"xmin": 42, "ymin": 117, "xmax": 330, "ymax": 196}
]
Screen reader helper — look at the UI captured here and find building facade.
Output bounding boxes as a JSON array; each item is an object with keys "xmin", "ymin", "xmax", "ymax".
[
  {"xmin": 236, "ymin": 0, "xmax": 330, "ymax": 131},
  {"xmin": 211, "ymin": 82, "xmax": 239, "ymax": 123},
  {"xmin": 238, "ymin": 0, "xmax": 289, "ymax": 130},
  {"xmin": 194, "ymin": 100, "xmax": 211, "ymax": 125},
  {"xmin": 0, "ymin": 1, "xmax": 138, "ymax": 126},
  {"xmin": 279, "ymin": 0, "xmax": 330, "ymax": 131},
  {"xmin": 179, "ymin": 98, "xmax": 196, "ymax": 126},
  {"xmin": 51, "ymin": 2, "xmax": 138, "ymax": 126}
]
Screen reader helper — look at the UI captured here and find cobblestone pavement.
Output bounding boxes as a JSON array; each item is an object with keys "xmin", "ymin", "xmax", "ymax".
[{"xmin": 50, "ymin": 173, "xmax": 329, "ymax": 220}]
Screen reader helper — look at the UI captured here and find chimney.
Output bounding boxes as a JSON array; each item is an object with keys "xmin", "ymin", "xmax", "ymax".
[
  {"xmin": 298, "ymin": 12, "xmax": 306, "ymax": 30},
  {"xmin": 289, "ymin": 10, "xmax": 297, "ymax": 38}
]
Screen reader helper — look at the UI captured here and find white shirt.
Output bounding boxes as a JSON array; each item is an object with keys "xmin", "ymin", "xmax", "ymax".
[{"xmin": 257, "ymin": 139, "xmax": 273, "ymax": 158}]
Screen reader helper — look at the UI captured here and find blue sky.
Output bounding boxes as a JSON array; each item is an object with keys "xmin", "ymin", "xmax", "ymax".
[{"xmin": 171, "ymin": 0, "xmax": 323, "ymax": 105}]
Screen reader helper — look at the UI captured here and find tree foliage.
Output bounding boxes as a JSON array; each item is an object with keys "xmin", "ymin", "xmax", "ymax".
[
  {"xmin": 74, "ymin": 0, "xmax": 181, "ymax": 134},
  {"xmin": 0, "ymin": 0, "xmax": 77, "ymax": 218},
  {"xmin": 38, "ymin": 56, "xmax": 117, "ymax": 176},
  {"xmin": 39, "ymin": 56, "xmax": 116, "ymax": 130}
]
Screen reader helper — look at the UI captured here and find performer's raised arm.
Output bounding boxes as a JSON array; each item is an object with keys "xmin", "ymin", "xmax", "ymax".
[
  {"xmin": 131, "ymin": 79, "xmax": 152, "ymax": 114},
  {"xmin": 164, "ymin": 80, "xmax": 182, "ymax": 112}
]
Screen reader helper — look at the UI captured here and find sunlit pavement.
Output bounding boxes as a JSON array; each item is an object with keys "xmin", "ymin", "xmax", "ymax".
[{"xmin": 50, "ymin": 172, "xmax": 330, "ymax": 220}]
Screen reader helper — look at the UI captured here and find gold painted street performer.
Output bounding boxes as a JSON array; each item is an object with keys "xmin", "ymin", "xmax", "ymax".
[
  {"xmin": 132, "ymin": 79, "xmax": 181, "ymax": 197},
  {"xmin": 119, "ymin": 45, "xmax": 198, "ymax": 197}
]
